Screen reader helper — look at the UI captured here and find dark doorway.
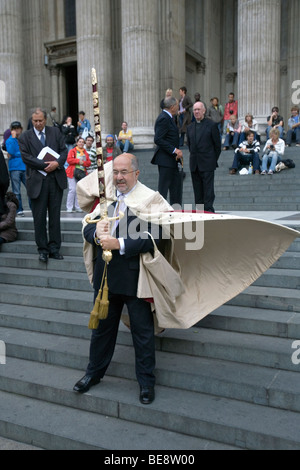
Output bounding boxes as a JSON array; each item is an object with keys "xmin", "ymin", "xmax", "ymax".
[{"xmin": 64, "ymin": 64, "xmax": 78, "ymax": 127}]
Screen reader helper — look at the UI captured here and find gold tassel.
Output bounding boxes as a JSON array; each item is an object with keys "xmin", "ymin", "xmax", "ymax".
[
  {"xmin": 88, "ymin": 262, "xmax": 109, "ymax": 329},
  {"xmin": 88, "ymin": 288, "xmax": 103, "ymax": 330},
  {"xmin": 98, "ymin": 275, "xmax": 109, "ymax": 319}
]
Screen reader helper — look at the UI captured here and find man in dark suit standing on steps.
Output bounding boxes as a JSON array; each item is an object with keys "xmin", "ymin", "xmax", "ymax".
[
  {"xmin": 74, "ymin": 154, "xmax": 160, "ymax": 405},
  {"xmin": 151, "ymin": 96, "xmax": 183, "ymax": 206},
  {"xmin": 187, "ymin": 101, "xmax": 221, "ymax": 213},
  {"xmin": 19, "ymin": 108, "xmax": 68, "ymax": 262}
]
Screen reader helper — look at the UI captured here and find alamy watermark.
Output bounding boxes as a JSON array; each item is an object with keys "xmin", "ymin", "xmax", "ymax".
[
  {"xmin": 291, "ymin": 340, "xmax": 300, "ymax": 366},
  {"xmin": 111, "ymin": 203, "xmax": 205, "ymax": 251},
  {"xmin": 0, "ymin": 340, "xmax": 6, "ymax": 365},
  {"xmin": 291, "ymin": 81, "xmax": 300, "ymax": 105}
]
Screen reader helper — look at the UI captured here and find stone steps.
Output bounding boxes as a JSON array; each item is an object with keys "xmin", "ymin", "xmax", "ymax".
[
  {"xmin": 1, "ymin": 276, "xmax": 300, "ymax": 315},
  {"xmin": 0, "ymin": 360, "xmax": 299, "ymax": 450},
  {"xmin": 1, "ymin": 163, "xmax": 300, "ymax": 449},
  {"xmin": 15, "ymin": 147, "xmax": 300, "ymax": 212},
  {"xmin": 0, "ymin": 324, "xmax": 299, "ymax": 449},
  {"xmin": 1, "ymin": 310, "xmax": 299, "ymax": 373},
  {"xmin": 0, "ymin": 264, "xmax": 300, "ymax": 293},
  {"xmin": 0, "ymin": 389, "xmax": 230, "ymax": 450},
  {"xmin": 139, "ymin": 147, "xmax": 300, "ymax": 211}
]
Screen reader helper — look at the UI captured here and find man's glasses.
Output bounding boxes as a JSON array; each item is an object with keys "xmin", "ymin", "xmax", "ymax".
[{"xmin": 113, "ymin": 170, "xmax": 136, "ymax": 177}]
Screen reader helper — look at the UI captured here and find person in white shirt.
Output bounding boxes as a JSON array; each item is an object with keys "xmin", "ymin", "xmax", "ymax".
[{"xmin": 261, "ymin": 127, "xmax": 285, "ymax": 175}]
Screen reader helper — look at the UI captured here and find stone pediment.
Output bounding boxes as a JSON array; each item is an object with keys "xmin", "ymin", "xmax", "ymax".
[{"xmin": 44, "ymin": 37, "xmax": 77, "ymax": 67}]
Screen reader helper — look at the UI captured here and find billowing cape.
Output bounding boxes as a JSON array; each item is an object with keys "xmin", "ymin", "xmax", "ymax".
[{"xmin": 77, "ymin": 166, "xmax": 299, "ymax": 330}]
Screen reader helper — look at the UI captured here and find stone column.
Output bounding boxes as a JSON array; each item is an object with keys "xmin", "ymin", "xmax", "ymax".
[
  {"xmin": 22, "ymin": 0, "xmax": 50, "ymax": 115},
  {"xmin": 0, "ymin": 0, "xmax": 25, "ymax": 131},
  {"xmin": 158, "ymin": 0, "xmax": 185, "ymax": 100},
  {"xmin": 50, "ymin": 66, "xmax": 60, "ymax": 118},
  {"xmin": 288, "ymin": 0, "xmax": 300, "ymax": 108},
  {"xmin": 76, "ymin": 0, "xmax": 113, "ymax": 136},
  {"xmin": 121, "ymin": 0, "xmax": 160, "ymax": 148},
  {"xmin": 237, "ymin": 0, "xmax": 281, "ymax": 132}
]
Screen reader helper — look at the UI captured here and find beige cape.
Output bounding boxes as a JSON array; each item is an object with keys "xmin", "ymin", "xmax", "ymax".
[{"xmin": 77, "ymin": 167, "xmax": 299, "ymax": 330}]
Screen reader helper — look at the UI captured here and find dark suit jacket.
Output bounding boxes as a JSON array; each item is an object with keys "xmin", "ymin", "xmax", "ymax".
[
  {"xmin": 187, "ymin": 118, "xmax": 221, "ymax": 172},
  {"xmin": 18, "ymin": 126, "xmax": 68, "ymax": 199},
  {"xmin": 84, "ymin": 206, "xmax": 161, "ymax": 297},
  {"xmin": 151, "ymin": 111, "xmax": 179, "ymax": 169}
]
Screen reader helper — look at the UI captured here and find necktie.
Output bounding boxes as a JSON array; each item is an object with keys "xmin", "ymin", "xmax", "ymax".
[
  {"xmin": 112, "ymin": 195, "xmax": 125, "ymax": 234},
  {"xmin": 39, "ymin": 131, "xmax": 46, "ymax": 146},
  {"xmin": 116, "ymin": 195, "xmax": 125, "ymax": 216}
]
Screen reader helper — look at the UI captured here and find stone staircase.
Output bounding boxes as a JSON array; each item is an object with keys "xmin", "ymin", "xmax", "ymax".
[
  {"xmin": 0, "ymin": 147, "xmax": 300, "ymax": 450},
  {"xmin": 135, "ymin": 145, "xmax": 300, "ymax": 211},
  {"xmin": 0, "ymin": 215, "xmax": 299, "ymax": 450}
]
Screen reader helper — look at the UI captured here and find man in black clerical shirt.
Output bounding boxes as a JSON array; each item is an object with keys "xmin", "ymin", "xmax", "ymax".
[{"xmin": 187, "ymin": 101, "xmax": 221, "ymax": 213}]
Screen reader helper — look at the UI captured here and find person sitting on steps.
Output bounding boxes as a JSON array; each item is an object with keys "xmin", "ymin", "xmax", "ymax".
[
  {"xmin": 229, "ymin": 130, "xmax": 260, "ymax": 175},
  {"xmin": 261, "ymin": 127, "xmax": 285, "ymax": 175},
  {"xmin": 223, "ymin": 115, "xmax": 241, "ymax": 150}
]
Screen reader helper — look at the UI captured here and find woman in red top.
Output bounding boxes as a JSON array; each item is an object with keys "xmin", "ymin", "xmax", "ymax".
[{"xmin": 66, "ymin": 137, "xmax": 91, "ymax": 212}]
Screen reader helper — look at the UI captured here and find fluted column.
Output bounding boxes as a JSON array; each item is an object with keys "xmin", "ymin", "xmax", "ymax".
[
  {"xmin": 22, "ymin": 0, "xmax": 50, "ymax": 115},
  {"xmin": 0, "ymin": 0, "xmax": 25, "ymax": 131},
  {"xmin": 288, "ymin": 0, "xmax": 300, "ymax": 108},
  {"xmin": 158, "ymin": 0, "xmax": 185, "ymax": 99},
  {"xmin": 237, "ymin": 0, "xmax": 281, "ymax": 130},
  {"xmin": 121, "ymin": 0, "xmax": 160, "ymax": 148},
  {"xmin": 50, "ymin": 66, "xmax": 60, "ymax": 117},
  {"xmin": 76, "ymin": 0, "xmax": 113, "ymax": 136}
]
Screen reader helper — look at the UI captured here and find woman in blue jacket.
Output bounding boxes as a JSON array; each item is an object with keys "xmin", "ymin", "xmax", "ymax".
[{"xmin": 5, "ymin": 121, "xmax": 28, "ymax": 216}]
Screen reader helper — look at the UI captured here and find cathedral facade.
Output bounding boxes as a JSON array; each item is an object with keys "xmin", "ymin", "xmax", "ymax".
[{"xmin": 0, "ymin": 0, "xmax": 299, "ymax": 147}]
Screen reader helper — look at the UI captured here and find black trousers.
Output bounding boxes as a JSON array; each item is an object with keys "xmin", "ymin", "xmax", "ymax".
[
  {"xmin": 30, "ymin": 174, "xmax": 63, "ymax": 254},
  {"xmin": 158, "ymin": 166, "xmax": 182, "ymax": 206},
  {"xmin": 86, "ymin": 293, "xmax": 156, "ymax": 387},
  {"xmin": 191, "ymin": 169, "xmax": 215, "ymax": 213}
]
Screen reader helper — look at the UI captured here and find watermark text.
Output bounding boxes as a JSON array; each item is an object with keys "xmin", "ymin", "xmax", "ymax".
[{"xmin": 0, "ymin": 341, "xmax": 6, "ymax": 365}]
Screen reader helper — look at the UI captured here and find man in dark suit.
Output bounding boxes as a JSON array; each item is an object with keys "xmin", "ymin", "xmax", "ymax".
[
  {"xmin": 187, "ymin": 101, "xmax": 221, "ymax": 213},
  {"xmin": 151, "ymin": 96, "xmax": 183, "ymax": 206},
  {"xmin": 18, "ymin": 108, "xmax": 67, "ymax": 262},
  {"xmin": 74, "ymin": 154, "xmax": 161, "ymax": 405}
]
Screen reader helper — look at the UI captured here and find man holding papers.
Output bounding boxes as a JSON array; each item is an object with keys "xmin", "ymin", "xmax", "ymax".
[{"xmin": 19, "ymin": 108, "xmax": 68, "ymax": 262}]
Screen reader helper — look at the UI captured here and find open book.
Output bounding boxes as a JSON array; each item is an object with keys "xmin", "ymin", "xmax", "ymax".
[{"xmin": 37, "ymin": 146, "xmax": 60, "ymax": 176}]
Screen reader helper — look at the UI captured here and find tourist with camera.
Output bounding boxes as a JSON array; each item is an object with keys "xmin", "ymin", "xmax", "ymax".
[
  {"xmin": 261, "ymin": 127, "xmax": 285, "ymax": 175},
  {"xmin": 222, "ymin": 92, "xmax": 238, "ymax": 139}
]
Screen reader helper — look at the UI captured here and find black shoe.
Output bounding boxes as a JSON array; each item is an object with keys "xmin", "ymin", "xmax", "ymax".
[
  {"xmin": 39, "ymin": 253, "xmax": 48, "ymax": 263},
  {"xmin": 49, "ymin": 252, "xmax": 64, "ymax": 260},
  {"xmin": 73, "ymin": 375, "xmax": 101, "ymax": 394},
  {"xmin": 139, "ymin": 386, "xmax": 155, "ymax": 405}
]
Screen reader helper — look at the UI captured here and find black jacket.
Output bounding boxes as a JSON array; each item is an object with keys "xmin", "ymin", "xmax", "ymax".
[
  {"xmin": 84, "ymin": 205, "xmax": 161, "ymax": 297},
  {"xmin": 19, "ymin": 126, "xmax": 68, "ymax": 199},
  {"xmin": 187, "ymin": 118, "xmax": 221, "ymax": 172},
  {"xmin": 151, "ymin": 111, "xmax": 180, "ymax": 169}
]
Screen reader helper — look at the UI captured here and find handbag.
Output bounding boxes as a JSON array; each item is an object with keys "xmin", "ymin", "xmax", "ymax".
[
  {"xmin": 74, "ymin": 168, "xmax": 86, "ymax": 181},
  {"xmin": 137, "ymin": 232, "xmax": 185, "ymax": 326}
]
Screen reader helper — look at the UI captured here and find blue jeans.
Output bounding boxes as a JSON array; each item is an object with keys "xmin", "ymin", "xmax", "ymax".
[
  {"xmin": 261, "ymin": 151, "xmax": 281, "ymax": 172},
  {"xmin": 232, "ymin": 151, "xmax": 260, "ymax": 172},
  {"xmin": 10, "ymin": 170, "xmax": 27, "ymax": 213},
  {"xmin": 117, "ymin": 140, "xmax": 134, "ymax": 153},
  {"xmin": 286, "ymin": 128, "xmax": 300, "ymax": 145},
  {"xmin": 224, "ymin": 132, "xmax": 240, "ymax": 148}
]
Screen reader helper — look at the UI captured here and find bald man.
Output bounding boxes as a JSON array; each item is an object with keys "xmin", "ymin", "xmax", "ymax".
[{"xmin": 74, "ymin": 154, "xmax": 160, "ymax": 405}]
